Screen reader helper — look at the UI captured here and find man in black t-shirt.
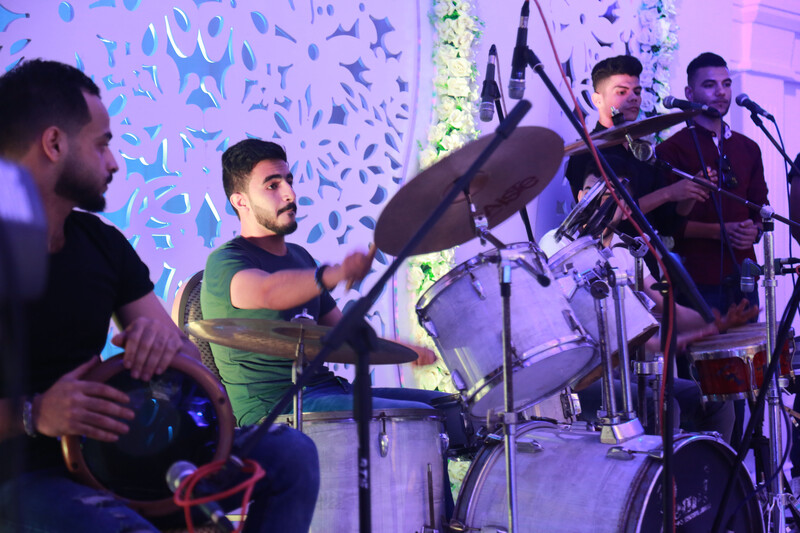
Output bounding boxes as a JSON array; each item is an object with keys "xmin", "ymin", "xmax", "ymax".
[{"xmin": 0, "ymin": 60, "xmax": 319, "ymax": 532}]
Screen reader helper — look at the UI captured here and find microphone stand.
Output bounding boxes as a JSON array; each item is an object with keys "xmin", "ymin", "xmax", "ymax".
[
  {"xmin": 655, "ymin": 158, "xmax": 800, "ymax": 532},
  {"xmin": 237, "ymin": 100, "xmax": 534, "ymax": 533},
  {"xmin": 519, "ymin": 45, "xmax": 714, "ymax": 533},
  {"xmin": 488, "ymin": 81, "xmax": 535, "ymax": 243}
]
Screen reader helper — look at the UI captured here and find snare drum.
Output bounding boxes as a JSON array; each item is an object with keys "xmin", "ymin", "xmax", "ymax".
[
  {"xmin": 688, "ymin": 329, "xmax": 795, "ymax": 401},
  {"xmin": 451, "ymin": 421, "xmax": 763, "ymax": 533},
  {"xmin": 282, "ymin": 409, "xmax": 446, "ymax": 533},
  {"xmin": 416, "ymin": 242, "xmax": 597, "ymax": 417},
  {"xmin": 548, "ymin": 236, "xmax": 659, "ymax": 357},
  {"xmin": 62, "ymin": 354, "xmax": 234, "ymax": 517}
]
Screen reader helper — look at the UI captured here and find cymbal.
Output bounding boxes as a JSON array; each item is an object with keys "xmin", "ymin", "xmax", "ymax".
[
  {"xmin": 186, "ymin": 318, "xmax": 417, "ymax": 365},
  {"xmin": 374, "ymin": 126, "xmax": 564, "ymax": 256},
  {"xmin": 564, "ymin": 110, "xmax": 699, "ymax": 157}
]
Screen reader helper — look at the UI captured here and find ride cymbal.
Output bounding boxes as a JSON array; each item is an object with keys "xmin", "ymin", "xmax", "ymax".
[{"xmin": 375, "ymin": 126, "xmax": 564, "ymax": 256}]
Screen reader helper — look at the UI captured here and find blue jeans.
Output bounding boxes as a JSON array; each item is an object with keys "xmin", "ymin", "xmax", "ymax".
[
  {"xmin": 0, "ymin": 424, "xmax": 319, "ymax": 533},
  {"xmin": 298, "ymin": 377, "xmax": 450, "ymax": 412}
]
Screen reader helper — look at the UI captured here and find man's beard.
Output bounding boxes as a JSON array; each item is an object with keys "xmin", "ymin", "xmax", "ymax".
[
  {"xmin": 54, "ymin": 154, "xmax": 109, "ymax": 212},
  {"xmin": 254, "ymin": 202, "xmax": 298, "ymax": 235}
]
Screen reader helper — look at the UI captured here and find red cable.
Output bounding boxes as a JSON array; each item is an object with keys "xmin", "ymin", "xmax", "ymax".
[{"xmin": 173, "ymin": 458, "xmax": 266, "ymax": 533}]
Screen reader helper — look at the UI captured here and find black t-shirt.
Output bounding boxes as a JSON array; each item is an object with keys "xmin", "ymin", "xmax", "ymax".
[{"xmin": 2, "ymin": 211, "xmax": 153, "ymax": 473}]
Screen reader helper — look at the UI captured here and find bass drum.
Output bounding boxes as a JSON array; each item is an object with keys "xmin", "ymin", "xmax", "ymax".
[
  {"xmin": 451, "ymin": 422, "xmax": 763, "ymax": 533},
  {"xmin": 62, "ymin": 354, "xmax": 234, "ymax": 517}
]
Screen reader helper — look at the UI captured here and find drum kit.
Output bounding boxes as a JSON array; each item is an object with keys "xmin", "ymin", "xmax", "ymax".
[{"xmin": 61, "ymin": 111, "xmax": 784, "ymax": 532}]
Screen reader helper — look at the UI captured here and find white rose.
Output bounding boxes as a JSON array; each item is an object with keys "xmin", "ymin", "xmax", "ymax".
[
  {"xmin": 640, "ymin": 90, "xmax": 656, "ymax": 113},
  {"xmin": 433, "ymin": 1, "xmax": 453, "ymax": 19},
  {"xmin": 448, "ymin": 57, "xmax": 472, "ymax": 78},
  {"xmin": 447, "ymin": 109, "xmax": 469, "ymax": 130},
  {"xmin": 446, "ymin": 77, "xmax": 470, "ymax": 97},
  {"xmin": 427, "ymin": 123, "xmax": 448, "ymax": 144},
  {"xmin": 441, "ymin": 131, "xmax": 467, "ymax": 151},
  {"xmin": 415, "ymin": 366, "xmax": 442, "ymax": 390},
  {"xmin": 419, "ymin": 148, "xmax": 439, "ymax": 169}
]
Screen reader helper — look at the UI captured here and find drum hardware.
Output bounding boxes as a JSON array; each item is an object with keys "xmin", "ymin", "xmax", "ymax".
[
  {"xmin": 423, "ymin": 464, "xmax": 439, "ymax": 533},
  {"xmin": 289, "ymin": 311, "xmax": 312, "ymax": 432}
]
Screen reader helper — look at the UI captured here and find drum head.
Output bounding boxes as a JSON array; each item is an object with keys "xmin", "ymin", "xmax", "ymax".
[{"xmin": 62, "ymin": 354, "xmax": 234, "ymax": 517}]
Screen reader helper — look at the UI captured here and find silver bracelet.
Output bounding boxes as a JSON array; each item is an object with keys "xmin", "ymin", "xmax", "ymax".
[{"xmin": 22, "ymin": 396, "xmax": 37, "ymax": 438}]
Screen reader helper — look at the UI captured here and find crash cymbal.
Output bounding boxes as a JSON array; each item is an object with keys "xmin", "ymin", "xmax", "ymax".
[
  {"xmin": 186, "ymin": 318, "xmax": 417, "ymax": 365},
  {"xmin": 564, "ymin": 110, "xmax": 700, "ymax": 157},
  {"xmin": 374, "ymin": 126, "xmax": 564, "ymax": 256}
]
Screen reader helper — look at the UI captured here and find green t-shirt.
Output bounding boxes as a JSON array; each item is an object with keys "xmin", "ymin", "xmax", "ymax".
[{"xmin": 201, "ymin": 236, "xmax": 337, "ymax": 425}]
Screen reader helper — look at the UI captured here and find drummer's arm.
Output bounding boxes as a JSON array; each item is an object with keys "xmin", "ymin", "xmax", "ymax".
[
  {"xmin": 112, "ymin": 291, "xmax": 199, "ymax": 381},
  {"xmin": 231, "ymin": 247, "xmax": 376, "ymax": 312}
]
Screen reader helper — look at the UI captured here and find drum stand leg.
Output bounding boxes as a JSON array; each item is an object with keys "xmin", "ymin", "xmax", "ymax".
[
  {"xmin": 291, "ymin": 325, "xmax": 306, "ymax": 432},
  {"xmin": 585, "ymin": 264, "xmax": 643, "ymax": 444}
]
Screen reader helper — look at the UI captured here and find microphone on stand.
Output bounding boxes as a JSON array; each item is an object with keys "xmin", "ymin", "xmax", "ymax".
[
  {"xmin": 508, "ymin": 0, "xmax": 529, "ymax": 99},
  {"xmin": 735, "ymin": 94, "xmax": 774, "ymax": 121},
  {"xmin": 479, "ymin": 45, "xmax": 499, "ymax": 122},
  {"xmin": 167, "ymin": 460, "xmax": 235, "ymax": 531},
  {"xmin": 740, "ymin": 258, "xmax": 762, "ymax": 294},
  {"xmin": 663, "ymin": 96, "xmax": 720, "ymax": 118}
]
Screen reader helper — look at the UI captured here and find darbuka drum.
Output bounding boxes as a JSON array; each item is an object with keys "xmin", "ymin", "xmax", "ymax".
[
  {"xmin": 282, "ymin": 409, "xmax": 446, "ymax": 533},
  {"xmin": 416, "ymin": 242, "xmax": 597, "ymax": 417},
  {"xmin": 451, "ymin": 421, "xmax": 763, "ymax": 533},
  {"xmin": 688, "ymin": 329, "xmax": 795, "ymax": 402},
  {"xmin": 548, "ymin": 236, "xmax": 659, "ymax": 357},
  {"xmin": 62, "ymin": 354, "xmax": 234, "ymax": 517}
]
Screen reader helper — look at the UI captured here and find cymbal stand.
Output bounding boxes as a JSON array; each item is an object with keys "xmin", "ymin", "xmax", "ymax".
[
  {"xmin": 470, "ymin": 207, "xmax": 552, "ymax": 533},
  {"xmin": 289, "ymin": 310, "xmax": 315, "ymax": 432}
]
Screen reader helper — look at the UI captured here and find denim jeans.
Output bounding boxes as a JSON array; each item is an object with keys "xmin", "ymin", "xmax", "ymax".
[
  {"xmin": 0, "ymin": 424, "xmax": 319, "ymax": 533},
  {"xmin": 298, "ymin": 377, "xmax": 450, "ymax": 413}
]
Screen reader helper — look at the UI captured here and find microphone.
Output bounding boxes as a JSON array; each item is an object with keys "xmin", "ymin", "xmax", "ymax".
[
  {"xmin": 167, "ymin": 461, "xmax": 235, "ymax": 531},
  {"xmin": 735, "ymin": 94, "xmax": 774, "ymax": 121},
  {"xmin": 508, "ymin": 0, "xmax": 529, "ymax": 100},
  {"xmin": 480, "ymin": 45, "xmax": 498, "ymax": 122},
  {"xmin": 663, "ymin": 96, "xmax": 720, "ymax": 117},
  {"xmin": 740, "ymin": 258, "xmax": 762, "ymax": 294}
]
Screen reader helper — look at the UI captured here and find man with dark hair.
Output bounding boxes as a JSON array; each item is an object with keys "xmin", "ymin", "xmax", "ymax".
[
  {"xmin": 564, "ymin": 54, "xmax": 708, "ymax": 238},
  {"xmin": 656, "ymin": 52, "xmax": 768, "ymax": 314},
  {"xmin": 656, "ymin": 52, "xmax": 769, "ymax": 450},
  {"xmin": 0, "ymin": 59, "xmax": 319, "ymax": 532},
  {"xmin": 202, "ymin": 138, "xmax": 444, "ymax": 426}
]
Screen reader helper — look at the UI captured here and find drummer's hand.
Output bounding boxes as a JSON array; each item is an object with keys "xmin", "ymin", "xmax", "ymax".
[
  {"xmin": 409, "ymin": 345, "xmax": 438, "ymax": 366},
  {"xmin": 713, "ymin": 299, "xmax": 759, "ymax": 333},
  {"xmin": 36, "ymin": 356, "xmax": 135, "ymax": 441},
  {"xmin": 335, "ymin": 244, "xmax": 377, "ymax": 290},
  {"xmin": 112, "ymin": 316, "xmax": 184, "ymax": 381}
]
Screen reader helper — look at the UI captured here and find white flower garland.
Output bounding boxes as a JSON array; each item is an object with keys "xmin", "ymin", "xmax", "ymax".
[
  {"xmin": 406, "ymin": 0, "xmax": 481, "ymax": 395},
  {"xmin": 634, "ymin": 0, "xmax": 678, "ymax": 120}
]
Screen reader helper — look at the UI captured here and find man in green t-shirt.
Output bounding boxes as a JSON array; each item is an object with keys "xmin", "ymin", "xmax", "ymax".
[{"xmin": 202, "ymin": 139, "xmax": 445, "ymax": 427}]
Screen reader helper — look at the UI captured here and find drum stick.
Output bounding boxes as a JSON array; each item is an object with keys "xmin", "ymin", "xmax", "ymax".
[{"xmin": 345, "ymin": 243, "xmax": 377, "ymax": 291}]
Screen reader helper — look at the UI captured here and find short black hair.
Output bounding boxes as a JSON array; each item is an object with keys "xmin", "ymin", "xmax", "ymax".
[
  {"xmin": 222, "ymin": 139, "xmax": 288, "ymax": 216},
  {"xmin": 591, "ymin": 55, "xmax": 643, "ymax": 91},
  {"xmin": 687, "ymin": 52, "xmax": 727, "ymax": 85},
  {"xmin": 568, "ymin": 154, "xmax": 633, "ymax": 202},
  {"xmin": 0, "ymin": 59, "xmax": 100, "ymax": 157}
]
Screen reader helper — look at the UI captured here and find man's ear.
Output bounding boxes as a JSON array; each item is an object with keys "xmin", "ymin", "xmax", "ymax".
[
  {"xmin": 41, "ymin": 126, "xmax": 65, "ymax": 162},
  {"xmin": 590, "ymin": 91, "xmax": 602, "ymax": 110},
  {"xmin": 230, "ymin": 191, "xmax": 248, "ymax": 214},
  {"xmin": 684, "ymin": 85, "xmax": 693, "ymax": 101}
]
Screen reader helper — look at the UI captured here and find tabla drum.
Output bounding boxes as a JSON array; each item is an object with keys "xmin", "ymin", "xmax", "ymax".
[
  {"xmin": 62, "ymin": 353, "xmax": 234, "ymax": 517},
  {"xmin": 450, "ymin": 421, "xmax": 763, "ymax": 533},
  {"xmin": 281, "ymin": 408, "xmax": 446, "ymax": 533},
  {"xmin": 688, "ymin": 329, "xmax": 795, "ymax": 402},
  {"xmin": 416, "ymin": 242, "xmax": 597, "ymax": 417}
]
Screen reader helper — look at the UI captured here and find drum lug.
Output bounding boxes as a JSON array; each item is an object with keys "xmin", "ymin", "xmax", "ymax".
[
  {"xmin": 378, "ymin": 416, "xmax": 389, "ymax": 457},
  {"xmin": 419, "ymin": 317, "xmax": 439, "ymax": 339},
  {"xmin": 515, "ymin": 435, "xmax": 543, "ymax": 454},
  {"xmin": 440, "ymin": 432, "xmax": 450, "ymax": 455},
  {"xmin": 606, "ymin": 446, "xmax": 636, "ymax": 461},
  {"xmin": 562, "ymin": 309, "xmax": 584, "ymax": 335},
  {"xmin": 451, "ymin": 369, "xmax": 467, "ymax": 391},
  {"xmin": 468, "ymin": 271, "xmax": 487, "ymax": 300}
]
